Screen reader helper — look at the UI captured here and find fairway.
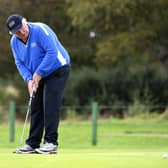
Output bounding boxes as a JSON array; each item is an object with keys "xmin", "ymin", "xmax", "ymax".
[{"xmin": 0, "ymin": 149, "xmax": 168, "ymax": 168}]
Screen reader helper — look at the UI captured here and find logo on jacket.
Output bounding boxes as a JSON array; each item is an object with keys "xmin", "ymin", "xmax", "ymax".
[{"xmin": 31, "ymin": 42, "xmax": 37, "ymax": 48}]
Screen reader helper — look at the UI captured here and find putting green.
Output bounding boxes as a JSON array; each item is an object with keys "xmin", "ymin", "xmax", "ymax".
[{"xmin": 0, "ymin": 149, "xmax": 168, "ymax": 168}]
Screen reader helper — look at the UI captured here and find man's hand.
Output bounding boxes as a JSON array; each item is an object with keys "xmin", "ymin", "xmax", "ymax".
[
  {"xmin": 28, "ymin": 73, "xmax": 42, "ymax": 95},
  {"xmin": 33, "ymin": 73, "xmax": 42, "ymax": 91},
  {"xmin": 28, "ymin": 80, "xmax": 35, "ymax": 95}
]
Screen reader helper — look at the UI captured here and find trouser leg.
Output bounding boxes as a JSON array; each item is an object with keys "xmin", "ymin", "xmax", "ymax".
[
  {"xmin": 43, "ymin": 66, "xmax": 70, "ymax": 145},
  {"xmin": 26, "ymin": 83, "xmax": 44, "ymax": 148}
]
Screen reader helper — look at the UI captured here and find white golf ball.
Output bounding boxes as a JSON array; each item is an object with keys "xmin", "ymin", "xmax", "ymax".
[{"xmin": 162, "ymin": 153, "xmax": 168, "ymax": 159}]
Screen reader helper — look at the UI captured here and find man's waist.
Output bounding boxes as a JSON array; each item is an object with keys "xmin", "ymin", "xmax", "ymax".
[{"xmin": 44, "ymin": 64, "xmax": 70, "ymax": 79}]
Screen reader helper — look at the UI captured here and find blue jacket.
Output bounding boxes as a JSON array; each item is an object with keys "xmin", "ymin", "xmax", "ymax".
[{"xmin": 10, "ymin": 22, "xmax": 70, "ymax": 83}]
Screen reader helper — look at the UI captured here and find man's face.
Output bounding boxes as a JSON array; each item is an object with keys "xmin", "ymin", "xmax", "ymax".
[{"xmin": 15, "ymin": 22, "xmax": 29, "ymax": 41}]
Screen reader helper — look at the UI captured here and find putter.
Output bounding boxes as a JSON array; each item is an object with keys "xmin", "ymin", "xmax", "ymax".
[{"xmin": 14, "ymin": 91, "xmax": 35, "ymax": 154}]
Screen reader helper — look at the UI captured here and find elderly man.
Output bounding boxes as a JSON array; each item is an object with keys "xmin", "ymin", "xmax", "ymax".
[{"xmin": 6, "ymin": 14, "xmax": 70, "ymax": 154}]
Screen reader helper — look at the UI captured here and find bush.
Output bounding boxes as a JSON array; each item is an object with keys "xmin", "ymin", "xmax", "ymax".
[{"xmin": 63, "ymin": 63, "xmax": 168, "ymax": 117}]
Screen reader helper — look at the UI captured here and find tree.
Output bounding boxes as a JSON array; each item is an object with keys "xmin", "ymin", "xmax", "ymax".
[{"xmin": 66, "ymin": 0, "xmax": 168, "ymax": 67}]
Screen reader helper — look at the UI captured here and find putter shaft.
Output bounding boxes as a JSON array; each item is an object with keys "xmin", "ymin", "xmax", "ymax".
[{"xmin": 19, "ymin": 91, "xmax": 35, "ymax": 146}]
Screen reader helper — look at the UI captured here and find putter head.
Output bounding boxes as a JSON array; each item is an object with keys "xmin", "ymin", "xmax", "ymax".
[{"xmin": 13, "ymin": 148, "xmax": 21, "ymax": 154}]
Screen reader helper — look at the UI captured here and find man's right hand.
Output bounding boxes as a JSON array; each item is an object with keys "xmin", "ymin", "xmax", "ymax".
[{"xmin": 28, "ymin": 80, "xmax": 36, "ymax": 96}]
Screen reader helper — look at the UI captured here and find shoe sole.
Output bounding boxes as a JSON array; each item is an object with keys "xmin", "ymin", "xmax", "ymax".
[{"xmin": 35, "ymin": 148, "xmax": 57, "ymax": 154}]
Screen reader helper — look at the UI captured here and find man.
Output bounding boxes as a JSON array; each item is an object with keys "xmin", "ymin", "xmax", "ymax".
[{"xmin": 6, "ymin": 14, "xmax": 70, "ymax": 154}]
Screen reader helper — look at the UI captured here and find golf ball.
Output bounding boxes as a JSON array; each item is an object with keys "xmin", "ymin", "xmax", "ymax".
[{"xmin": 162, "ymin": 153, "xmax": 168, "ymax": 159}]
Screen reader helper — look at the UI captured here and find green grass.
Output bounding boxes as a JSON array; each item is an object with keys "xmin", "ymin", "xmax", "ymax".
[
  {"xmin": 0, "ymin": 118, "xmax": 168, "ymax": 168},
  {"xmin": 58, "ymin": 118, "xmax": 168, "ymax": 150},
  {"xmin": 0, "ymin": 149, "xmax": 167, "ymax": 168},
  {"xmin": 1, "ymin": 118, "xmax": 168, "ymax": 149}
]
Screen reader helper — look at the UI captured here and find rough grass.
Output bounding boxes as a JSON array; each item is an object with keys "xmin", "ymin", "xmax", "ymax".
[{"xmin": 1, "ymin": 118, "xmax": 168, "ymax": 149}]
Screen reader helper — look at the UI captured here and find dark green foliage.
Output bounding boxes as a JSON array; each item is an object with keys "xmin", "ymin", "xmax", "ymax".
[
  {"xmin": 1, "ymin": 0, "xmax": 168, "ymax": 118},
  {"xmin": 64, "ymin": 63, "xmax": 168, "ymax": 113}
]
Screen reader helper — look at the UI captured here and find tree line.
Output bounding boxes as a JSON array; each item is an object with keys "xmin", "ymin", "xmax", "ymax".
[{"xmin": 0, "ymin": 0, "xmax": 168, "ymax": 116}]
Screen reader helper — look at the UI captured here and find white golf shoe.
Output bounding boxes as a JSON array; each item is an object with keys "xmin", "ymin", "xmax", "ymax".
[
  {"xmin": 14, "ymin": 144, "xmax": 35, "ymax": 154},
  {"xmin": 35, "ymin": 142, "xmax": 57, "ymax": 154}
]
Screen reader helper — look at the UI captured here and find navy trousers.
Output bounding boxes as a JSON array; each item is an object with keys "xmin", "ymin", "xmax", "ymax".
[{"xmin": 26, "ymin": 65, "xmax": 70, "ymax": 148}]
